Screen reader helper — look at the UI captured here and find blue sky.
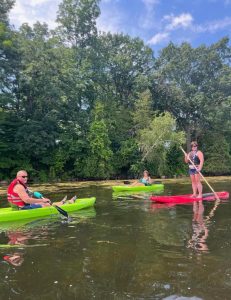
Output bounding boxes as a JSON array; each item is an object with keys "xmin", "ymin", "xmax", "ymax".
[{"xmin": 9, "ymin": 0, "xmax": 231, "ymax": 54}]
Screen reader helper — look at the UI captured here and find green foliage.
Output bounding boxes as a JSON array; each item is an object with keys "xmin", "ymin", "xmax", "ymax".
[
  {"xmin": 166, "ymin": 145, "xmax": 187, "ymax": 177},
  {"xmin": 97, "ymin": 33, "xmax": 154, "ymax": 108},
  {"xmin": 0, "ymin": 20, "xmax": 19, "ymax": 108},
  {"xmin": 138, "ymin": 112, "xmax": 185, "ymax": 160},
  {"xmin": 82, "ymin": 102, "xmax": 113, "ymax": 179},
  {"xmin": 0, "ymin": 111, "xmax": 24, "ymax": 179},
  {"xmin": 0, "ymin": 0, "xmax": 15, "ymax": 24},
  {"xmin": 57, "ymin": 0, "xmax": 100, "ymax": 47},
  {"xmin": 137, "ymin": 112, "xmax": 185, "ymax": 176},
  {"xmin": 113, "ymin": 139, "xmax": 140, "ymax": 177},
  {"xmin": 203, "ymin": 133, "xmax": 231, "ymax": 175},
  {"xmin": 15, "ymin": 119, "xmax": 59, "ymax": 159},
  {"xmin": 133, "ymin": 90, "xmax": 153, "ymax": 131},
  {"xmin": 154, "ymin": 39, "xmax": 231, "ymax": 147}
]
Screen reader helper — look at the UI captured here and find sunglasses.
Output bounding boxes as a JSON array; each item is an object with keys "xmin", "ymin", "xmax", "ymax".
[
  {"xmin": 192, "ymin": 145, "xmax": 198, "ymax": 147},
  {"xmin": 21, "ymin": 176, "xmax": 28, "ymax": 178}
]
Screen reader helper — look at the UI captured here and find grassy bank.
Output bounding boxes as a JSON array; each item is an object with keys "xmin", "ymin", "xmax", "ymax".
[{"xmin": 0, "ymin": 176, "xmax": 230, "ymax": 197}]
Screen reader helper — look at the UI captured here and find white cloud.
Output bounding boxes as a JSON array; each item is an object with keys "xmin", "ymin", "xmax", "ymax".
[
  {"xmin": 147, "ymin": 32, "xmax": 169, "ymax": 45},
  {"xmin": 208, "ymin": 0, "xmax": 231, "ymax": 3},
  {"xmin": 193, "ymin": 17, "xmax": 231, "ymax": 33},
  {"xmin": 101, "ymin": 0, "xmax": 118, "ymax": 3},
  {"xmin": 139, "ymin": 0, "xmax": 160, "ymax": 30},
  {"xmin": 97, "ymin": 6, "xmax": 125, "ymax": 34},
  {"xmin": 147, "ymin": 12, "xmax": 193, "ymax": 45},
  {"xmin": 29, "ymin": 0, "xmax": 52, "ymax": 7},
  {"xmin": 142, "ymin": 0, "xmax": 159, "ymax": 6},
  {"xmin": 9, "ymin": 0, "xmax": 61, "ymax": 29},
  {"xmin": 164, "ymin": 13, "xmax": 193, "ymax": 30}
]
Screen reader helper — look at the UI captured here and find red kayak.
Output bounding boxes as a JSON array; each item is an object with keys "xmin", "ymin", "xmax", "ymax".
[{"xmin": 150, "ymin": 191, "xmax": 229, "ymax": 204}]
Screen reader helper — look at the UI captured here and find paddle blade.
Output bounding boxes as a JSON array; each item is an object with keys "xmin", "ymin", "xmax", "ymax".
[{"xmin": 53, "ymin": 205, "xmax": 69, "ymax": 218}]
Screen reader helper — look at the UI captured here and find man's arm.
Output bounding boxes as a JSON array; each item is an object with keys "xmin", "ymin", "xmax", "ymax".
[{"xmin": 14, "ymin": 185, "xmax": 50, "ymax": 205}]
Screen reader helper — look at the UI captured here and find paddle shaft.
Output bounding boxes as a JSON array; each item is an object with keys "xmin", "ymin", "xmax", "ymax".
[
  {"xmin": 39, "ymin": 195, "xmax": 69, "ymax": 219},
  {"xmin": 180, "ymin": 146, "xmax": 220, "ymax": 201},
  {"xmin": 53, "ymin": 205, "xmax": 69, "ymax": 218}
]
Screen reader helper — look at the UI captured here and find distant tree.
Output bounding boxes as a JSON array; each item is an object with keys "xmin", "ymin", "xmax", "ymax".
[
  {"xmin": 0, "ymin": 0, "xmax": 14, "ymax": 24},
  {"xmin": 56, "ymin": 0, "xmax": 100, "ymax": 48},
  {"xmin": 83, "ymin": 102, "xmax": 113, "ymax": 179},
  {"xmin": 138, "ymin": 112, "xmax": 185, "ymax": 176},
  {"xmin": 203, "ymin": 133, "xmax": 231, "ymax": 175},
  {"xmin": 0, "ymin": 0, "xmax": 19, "ymax": 110},
  {"xmin": 97, "ymin": 33, "xmax": 154, "ymax": 108},
  {"xmin": 153, "ymin": 38, "xmax": 231, "ymax": 149}
]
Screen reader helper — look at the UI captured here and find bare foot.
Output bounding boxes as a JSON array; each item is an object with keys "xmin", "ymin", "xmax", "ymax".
[
  {"xmin": 190, "ymin": 194, "xmax": 197, "ymax": 198},
  {"xmin": 196, "ymin": 195, "xmax": 202, "ymax": 199},
  {"xmin": 68, "ymin": 195, "xmax": 77, "ymax": 204}
]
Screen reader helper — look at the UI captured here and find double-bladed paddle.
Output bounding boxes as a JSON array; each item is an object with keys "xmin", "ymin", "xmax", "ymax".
[
  {"xmin": 34, "ymin": 192, "xmax": 69, "ymax": 219},
  {"xmin": 53, "ymin": 204, "xmax": 69, "ymax": 218}
]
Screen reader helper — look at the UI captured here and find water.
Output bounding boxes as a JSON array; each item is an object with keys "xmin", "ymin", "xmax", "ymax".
[{"xmin": 0, "ymin": 180, "xmax": 230, "ymax": 299}]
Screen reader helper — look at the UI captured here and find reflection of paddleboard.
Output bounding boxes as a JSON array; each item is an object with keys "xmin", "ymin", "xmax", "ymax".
[{"xmin": 150, "ymin": 191, "xmax": 229, "ymax": 204}]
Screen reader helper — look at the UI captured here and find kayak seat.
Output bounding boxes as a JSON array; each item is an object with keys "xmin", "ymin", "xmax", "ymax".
[{"xmin": 9, "ymin": 202, "xmax": 19, "ymax": 210}]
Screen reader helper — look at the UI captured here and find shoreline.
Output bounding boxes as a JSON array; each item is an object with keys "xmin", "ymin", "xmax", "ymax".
[{"xmin": 0, "ymin": 176, "xmax": 230, "ymax": 196}]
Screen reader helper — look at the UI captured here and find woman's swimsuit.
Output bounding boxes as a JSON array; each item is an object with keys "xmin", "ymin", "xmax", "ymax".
[
  {"xmin": 139, "ymin": 177, "xmax": 151, "ymax": 186},
  {"xmin": 188, "ymin": 151, "xmax": 200, "ymax": 175}
]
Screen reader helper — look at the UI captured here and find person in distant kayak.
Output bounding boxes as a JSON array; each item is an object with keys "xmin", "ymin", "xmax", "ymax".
[
  {"xmin": 132, "ymin": 170, "xmax": 152, "ymax": 186},
  {"xmin": 184, "ymin": 141, "xmax": 204, "ymax": 198},
  {"xmin": 7, "ymin": 170, "xmax": 51, "ymax": 209}
]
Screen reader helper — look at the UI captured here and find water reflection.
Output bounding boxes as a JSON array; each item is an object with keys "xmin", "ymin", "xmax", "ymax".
[
  {"xmin": 1, "ymin": 207, "xmax": 96, "ymax": 268},
  {"xmin": 2, "ymin": 230, "xmax": 31, "ymax": 266},
  {"xmin": 2, "ymin": 222, "xmax": 50, "ymax": 267},
  {"xmin": 187, "ymin": 201, "xmax": 209, "ymax": 252},
  {"xmin": 0, "ymin": 183, "xmax": 230, "ymax": 299}
]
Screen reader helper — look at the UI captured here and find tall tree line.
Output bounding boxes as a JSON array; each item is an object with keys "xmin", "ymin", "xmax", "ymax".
[{"xmin": 0, "ymin": 0, "xmax": 230, "ymax": 181}]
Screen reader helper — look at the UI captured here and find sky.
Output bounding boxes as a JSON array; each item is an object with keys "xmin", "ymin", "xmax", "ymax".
[{"xmin": 9, "ymin": 0, "xmax": 231, "ymax": 54}]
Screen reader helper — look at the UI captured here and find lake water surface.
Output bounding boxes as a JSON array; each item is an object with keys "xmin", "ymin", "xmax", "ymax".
[{"xmin": 0, "ymin": 180, "xmax": 231, "ymax": 299}]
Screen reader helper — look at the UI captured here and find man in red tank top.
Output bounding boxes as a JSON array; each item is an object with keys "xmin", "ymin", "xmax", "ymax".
[{"xmin": 7, "ymin": 170, "xmax": 51, "ymax": 209}]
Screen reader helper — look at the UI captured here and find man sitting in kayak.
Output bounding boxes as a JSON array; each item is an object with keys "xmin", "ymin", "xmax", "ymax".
[
  {"xmin": 7, "ymin": 170, "xmax": 51, "ymax": 209},
  {"xmin": 131, "ymin": 170, "xmax": 153, "ymax": 186}
]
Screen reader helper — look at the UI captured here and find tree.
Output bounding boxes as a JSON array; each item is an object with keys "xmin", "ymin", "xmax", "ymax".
[
  {"xmin": 83, "ymin": 101, "xmax": 113, "ymax": 179},
  {"xmin": 0, "ymin": 0, "xmax": 14, "ymax": 24},
  {"xmin": 97, "ymin": 33, "xmax": 154, "ymax": 108},
  {"xmin": 153, "ymin": 38, "xmax": 231, "ymax": 149},
  {"xmin": 0, "ymin": 0, "xmax": 19, "ymax": 110},
  {"xmin": 0, "ymin": 111, "xmax": 29, "ymax": 179},
  {"xmin": 133, "ymin": 89, "xmax": 153, "ymax": 131},
  {"xmin": 203, "ymin": 133, "xmax": 231, "ymax": 175},
  {"xmin": 137, "ymin": 112, "xmax": 185, "ymax": 176},
  {"xmin": 56, "ymin": 0, "xmax": 100, "ymax": 48}
]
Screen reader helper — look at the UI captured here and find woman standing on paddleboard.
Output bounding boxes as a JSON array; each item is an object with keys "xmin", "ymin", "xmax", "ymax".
[{"xmin": 184, "ymin": 141, "xmax": 204, "ymax": 198}]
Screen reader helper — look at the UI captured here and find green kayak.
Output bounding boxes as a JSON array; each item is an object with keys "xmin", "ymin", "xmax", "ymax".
[
  {"xmin": 112, "ymin": 184, "xmax": 164, "ymax": 193},
  {"xmin": 0, "ymin": 197, "xmax": 96, "ymax": 223}
]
